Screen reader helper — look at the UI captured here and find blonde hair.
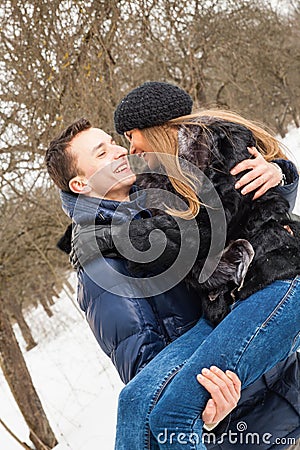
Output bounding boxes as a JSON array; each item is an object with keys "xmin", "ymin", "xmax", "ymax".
[
  {"xmin": 141, "ymin": 124, "xmax": 201, "ymax": 219},
  {"xmin": 139, "ymin": 109, "xmax": 287, "ymax": 219}
]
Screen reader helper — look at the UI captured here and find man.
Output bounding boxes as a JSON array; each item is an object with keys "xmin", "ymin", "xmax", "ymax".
[
  {"xmin": 45, "ymin": 118, "xmax": 300, "ymax": 446},
  {"xmin": 45, "ymin": 118, "xmax": 241, "ymax": 426}
]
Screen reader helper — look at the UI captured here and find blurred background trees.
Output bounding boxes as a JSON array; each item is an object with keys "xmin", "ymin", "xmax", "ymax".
[{"xmin": 0, "ymin": 0, "xmax": 299, "ymax": 447}]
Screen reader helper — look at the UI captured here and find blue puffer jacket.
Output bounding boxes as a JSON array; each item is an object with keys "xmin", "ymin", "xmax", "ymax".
[{"xmin": 61, "ymin": 189, "xmax": 202, "ymax": 383}]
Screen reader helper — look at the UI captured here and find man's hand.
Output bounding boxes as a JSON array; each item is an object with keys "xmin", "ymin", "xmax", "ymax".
[
  {"xmin": 230, "ymin": 147, "xmax": 283, "ymax": 200},
  {"xmin": 197, "ymin": 366, "xmax": 241, "ymax": 427}
]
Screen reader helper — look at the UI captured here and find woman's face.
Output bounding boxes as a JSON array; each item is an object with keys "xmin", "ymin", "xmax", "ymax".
[{"xmin": 125, "ymin": 129, "xmax": 159, "ymax": 170}]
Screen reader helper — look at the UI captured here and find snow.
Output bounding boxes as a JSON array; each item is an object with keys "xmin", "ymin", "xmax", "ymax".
[
  {"xmin": 279, "ymin": 127, "xmax": 300, "ymax": 215},
  {"xmin": 0, "ymin": 128, "xmax": 299, "ymax": 450}
]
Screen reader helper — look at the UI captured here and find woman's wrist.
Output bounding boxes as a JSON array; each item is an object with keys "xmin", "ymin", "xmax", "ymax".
[{"xmin": 270, "ymin": 162, "xmax": 286, "ymax": 186}]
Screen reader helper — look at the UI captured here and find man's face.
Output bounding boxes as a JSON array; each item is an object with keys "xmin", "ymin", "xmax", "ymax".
[{"xmin": 69, "ymin": 128, "xmax": 136, "ymax": 200}]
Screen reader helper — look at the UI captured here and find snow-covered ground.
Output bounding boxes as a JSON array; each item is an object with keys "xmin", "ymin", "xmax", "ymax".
[{"xmin": 0, "ymin": 128, "xmax": 299, "ymax": 450}]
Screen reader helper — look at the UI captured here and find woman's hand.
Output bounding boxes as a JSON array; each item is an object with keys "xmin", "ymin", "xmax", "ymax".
[
  {"xmin": 230, "ymin": 147, "xmax": 283, "ymax": 200},
  {"xmin": 197, "ymin": 366, "xmax": 241, "ymax": 427}
]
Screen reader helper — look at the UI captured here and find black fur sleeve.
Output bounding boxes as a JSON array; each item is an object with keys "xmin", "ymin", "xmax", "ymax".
[{"xmin": 70, "ymin": 214, "xmax": 182, "ymax": 271}]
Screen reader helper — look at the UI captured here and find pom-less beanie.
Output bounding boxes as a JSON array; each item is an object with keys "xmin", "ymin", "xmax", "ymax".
[{"xmin": 114, "ymin": 81, "xmax": 193, "ymax": 134}]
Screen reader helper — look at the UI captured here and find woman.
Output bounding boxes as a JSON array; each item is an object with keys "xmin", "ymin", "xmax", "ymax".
[{"xmin": 111, "ymin": 81, "xmax": 300, "ymax": 449}]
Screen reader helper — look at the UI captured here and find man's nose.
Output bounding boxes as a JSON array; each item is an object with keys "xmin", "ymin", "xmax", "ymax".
[{"xmin": 114, "ymin": 145, "xmax": 128, "ymax": 158}]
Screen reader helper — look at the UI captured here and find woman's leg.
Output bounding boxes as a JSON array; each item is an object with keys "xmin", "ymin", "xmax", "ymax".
[
  {"xmin": 149, "ymin": 277, "xmax": 300, "ymax": 450},
  {"xmin": 114, "ymin": 317, "xmax": 214, "ymax": 450}
]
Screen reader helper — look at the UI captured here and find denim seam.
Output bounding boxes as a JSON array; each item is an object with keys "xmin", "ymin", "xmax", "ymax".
[
  {"xmin": 261, "ymin": 276, "xmax": 299, "ymax": 328},
  {"xmin": 145, "ymin": 361, "xmax": 187, "ymax": 450}
]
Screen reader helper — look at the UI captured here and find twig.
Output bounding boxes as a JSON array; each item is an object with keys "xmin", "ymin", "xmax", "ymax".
[{"xmin": 0, "ymin": 418, "xmax": 32, "ymax": 449}]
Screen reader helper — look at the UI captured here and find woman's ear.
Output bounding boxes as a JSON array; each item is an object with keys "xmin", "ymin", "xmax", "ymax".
[{"xmin": 69, "ymin": 176, "xmax": 91, "ymax": 195}]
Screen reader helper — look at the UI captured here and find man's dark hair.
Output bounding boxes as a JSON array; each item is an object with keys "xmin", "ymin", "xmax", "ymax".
[{"xmin": 45, "ymin": 118, "xmax": 92, "ymax": 192}]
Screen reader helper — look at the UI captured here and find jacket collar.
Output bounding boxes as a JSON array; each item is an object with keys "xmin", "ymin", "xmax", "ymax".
[{"xmin": 60, "ymin": 186, "xmax": 151, "ymax": 225}]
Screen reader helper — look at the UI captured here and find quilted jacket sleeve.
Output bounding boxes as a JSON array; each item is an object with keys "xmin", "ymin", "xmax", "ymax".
[
  {"xmin": 77, "ymin": 260, "xmax": 167, "ymax": 384},
  {"xmin": 273, "ymin": 158, "xmax": 299, "ymax": 211}
]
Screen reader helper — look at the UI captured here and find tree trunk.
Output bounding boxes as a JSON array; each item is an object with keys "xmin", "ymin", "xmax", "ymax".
[
  {"xmin": 0, "ymin": 297, "xmax": 58, "ymax": 449},
  {"xmin": 47, "ymin": 291, "xmax": 56, "ymax": 306},
  {"xmin": 7, "ymin": 301, "xmax": 37, "ymax": 351},
  {"xmin": 64, "ymin": 279, "xmax": 75, "ymax": 295},
  {"xmin": 40, "ymin": 296, "xmax": 53, "ymax": 318}
]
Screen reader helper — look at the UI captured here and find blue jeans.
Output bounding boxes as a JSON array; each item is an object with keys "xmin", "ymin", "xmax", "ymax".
[{"xmin": 115, "ymin": 277, "xmax": 300, "ymax": 450}]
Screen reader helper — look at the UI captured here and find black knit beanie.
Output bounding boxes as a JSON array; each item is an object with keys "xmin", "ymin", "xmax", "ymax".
[{"xmin": 114, "ymin": 81, "xmax": 193, "ymax": 134}]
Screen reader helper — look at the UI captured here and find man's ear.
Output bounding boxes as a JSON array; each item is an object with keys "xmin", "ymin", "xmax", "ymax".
[{"xmin": 69, "ymin": 176, "xmax": 91, "ymax": 195}]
